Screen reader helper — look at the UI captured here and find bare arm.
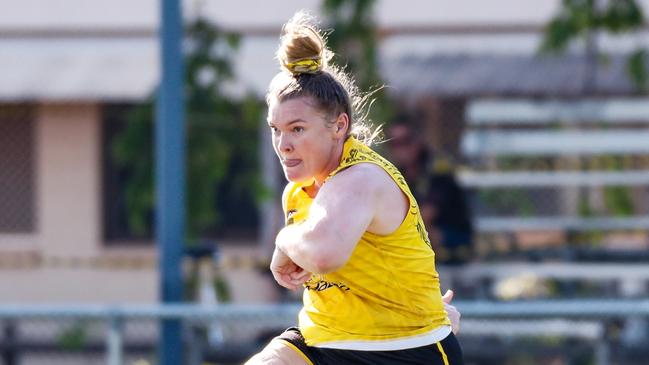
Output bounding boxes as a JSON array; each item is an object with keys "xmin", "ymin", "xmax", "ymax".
[
  {"xmin": 275, "ymin": 164, "xmax": 383, "ymax": 274},
  {"xmin": 442, "ymin": 289, "xmax": 461, "ymax": 335}
]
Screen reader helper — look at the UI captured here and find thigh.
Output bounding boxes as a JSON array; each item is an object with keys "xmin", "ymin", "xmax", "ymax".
[{"xmin": 244, "ymin": 339, "xmax": 312, "ymax": 365}]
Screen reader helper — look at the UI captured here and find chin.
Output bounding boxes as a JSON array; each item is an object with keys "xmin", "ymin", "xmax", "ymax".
[
  {"xmin": 285, "ymin": 175, "xmax": 311, "ymax": 184},
  {"xmin": 284, "ymin": 170, "xmax": 311, "ymax": 183}
]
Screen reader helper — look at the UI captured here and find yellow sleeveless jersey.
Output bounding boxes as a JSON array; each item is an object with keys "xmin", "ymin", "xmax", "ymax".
[{"xmin": 283, "ymin": 137, "xmax": 451, "ymax": 350}]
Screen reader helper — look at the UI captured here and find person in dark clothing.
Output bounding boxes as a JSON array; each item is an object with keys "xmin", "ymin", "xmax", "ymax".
[{"xmin": 387, "ymin": 121, "xmax": 474, "ymax": 265}]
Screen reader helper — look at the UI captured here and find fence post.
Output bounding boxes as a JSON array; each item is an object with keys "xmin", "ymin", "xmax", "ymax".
[
  {"xmin": 595, "ymin": 337, "xmax": 610, "ymax": 365},
  {"xmin": 158, "ymin": 0, "xmax": 186, "ymax": 362},
  {"xmin": 107, "ymin": 315, "xmax": 124, "ymax": 365},
  {"xmin": 2, "ymin": 320, "xmax": 17, "ymax": 365}
]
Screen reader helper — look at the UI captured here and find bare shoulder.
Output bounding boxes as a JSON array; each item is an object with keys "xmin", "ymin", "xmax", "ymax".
[
  {"xmin": 324, "ymin": 163, "xmax": 400, "ymax": 208},
  {"xmin": 336, "ymin": 163, "xmax": 408, "ymax": 234},
  {"xmin": 322, "ymin": 162, "xmax": 408, "ymax": 235},
  {"xmin": 332, "ymin": 162, "xmax": 391, "ymax": 186}
]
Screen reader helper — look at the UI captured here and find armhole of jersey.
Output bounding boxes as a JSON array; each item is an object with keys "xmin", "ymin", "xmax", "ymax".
[{"xmin": 336, "ymin": 161, "xmax": 416, "ymax": 237}]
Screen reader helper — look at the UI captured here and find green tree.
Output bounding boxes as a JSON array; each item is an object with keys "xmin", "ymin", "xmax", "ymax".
[
  {"xmin": 112, "ymin": 18, "xmax": 263, "ymax": 239},
  {"xmin": 321, "ymin": 0, "xmax": 394, "ymax": 125},
  {"xmin": 541, "ymin": 0, "xmax": 648, "ymax": 91}
]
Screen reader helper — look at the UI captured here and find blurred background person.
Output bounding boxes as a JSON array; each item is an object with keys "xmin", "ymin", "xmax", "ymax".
[{"xmin": 387, "ymin": 117, "xmax": 474, "ymax": 266}]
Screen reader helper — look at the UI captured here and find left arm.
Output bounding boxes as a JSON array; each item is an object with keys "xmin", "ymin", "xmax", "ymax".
[
  {"xmin": 276, "ymin": 164, "xmax": 381, "ymax": 274},
  {"xmin": 442, "ymin": 289, "xmax": 461, "ymax": 335}
]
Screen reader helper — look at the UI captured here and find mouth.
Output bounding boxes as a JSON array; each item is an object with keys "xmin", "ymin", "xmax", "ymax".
[{"xmin": 282, "ymin": 159, "xmax": 302, "ymax": 168}]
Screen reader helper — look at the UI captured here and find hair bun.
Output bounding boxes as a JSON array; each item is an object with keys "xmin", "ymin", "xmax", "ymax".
[{"xmin": 277, "ymin": 12, "xmax": 327, "ymax": 75}]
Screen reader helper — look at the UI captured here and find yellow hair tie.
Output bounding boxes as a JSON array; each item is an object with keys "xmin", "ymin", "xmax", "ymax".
[{"xmin": 286, "ymin": 59, "xmax": 321, "ymax": 74}]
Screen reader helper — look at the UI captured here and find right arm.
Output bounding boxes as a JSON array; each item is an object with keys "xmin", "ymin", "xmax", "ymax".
[{"xmin": 270, "ymin": 183, "xmax": 311, "ymax": 290}]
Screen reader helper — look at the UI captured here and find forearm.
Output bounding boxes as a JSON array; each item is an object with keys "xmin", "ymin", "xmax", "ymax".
[
  {"xmin": 276, "ymin": 224, "xmax": 341, "ymax": 274},
  {"xmin": 276, "ymin": 167, "xmax": 377, "ymax": 274}
]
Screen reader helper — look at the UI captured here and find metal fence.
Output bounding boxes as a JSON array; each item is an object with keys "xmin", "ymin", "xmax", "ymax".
[{"xmin": 0, "ymin": 300, "xmax": 648, "ymax": 365}]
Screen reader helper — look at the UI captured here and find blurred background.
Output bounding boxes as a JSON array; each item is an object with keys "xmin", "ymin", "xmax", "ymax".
[{"xmin": 1, "ymin": 0, "xmax": 649, "ymax": 364}]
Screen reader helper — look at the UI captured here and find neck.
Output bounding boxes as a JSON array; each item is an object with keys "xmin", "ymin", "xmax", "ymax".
[{"xmin": 313, "ymin": 138, "xmax": 347, "ymax": 188}]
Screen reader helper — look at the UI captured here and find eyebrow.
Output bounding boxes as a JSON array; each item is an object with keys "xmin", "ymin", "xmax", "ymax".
[{"xmin": 268, "ymin": 119, "xmax": 307, "ymax": 127}]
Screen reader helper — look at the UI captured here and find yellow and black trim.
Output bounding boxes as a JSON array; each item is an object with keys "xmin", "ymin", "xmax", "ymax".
[{"xmin": 436, "ymin": 341, "xmax": 450, "ymax": 365}]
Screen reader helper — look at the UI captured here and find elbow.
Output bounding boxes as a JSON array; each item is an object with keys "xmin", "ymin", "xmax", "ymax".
[
  {"xmin": 310, "ymin": 248, "xmax": 348, "ymax": 274},
  {"xmin": 312, "ymin": 257, "xmax": 341, "ymax": 274},
  {"xmin": 298, "ymin": 228, "xmax": 353, "ymax": 274}
]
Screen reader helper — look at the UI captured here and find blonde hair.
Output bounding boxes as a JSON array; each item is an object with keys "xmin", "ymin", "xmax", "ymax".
[{"xmin": 267, "ymin": 11, "xmax": 381, "ymax": 146}]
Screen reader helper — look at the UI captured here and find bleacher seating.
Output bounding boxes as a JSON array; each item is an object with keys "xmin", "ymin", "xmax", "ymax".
[{"xmin": 459, "ymin": 98, "xmax": 649, "ymax": 255}]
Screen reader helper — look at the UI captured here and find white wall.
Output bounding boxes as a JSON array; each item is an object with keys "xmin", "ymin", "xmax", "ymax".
[
  {"xmin": 3, "ymin": 0, "xmax": 649, "ymax": 30},
  {"xmin": 3, "ymin": 0, "xmax": 649, "ymax": 100},
  {"xmin": 0, "ymin": 0, "xmax": 582, "ymax": 30},
  {"xmin": 0, "ymin": 103, "xmax": 159, "ymax": 304}
]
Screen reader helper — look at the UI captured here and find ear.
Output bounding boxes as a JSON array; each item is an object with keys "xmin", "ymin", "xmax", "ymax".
[{"xmin": 333, "ymin": 113, "xmax": 349, "ymax": 139}]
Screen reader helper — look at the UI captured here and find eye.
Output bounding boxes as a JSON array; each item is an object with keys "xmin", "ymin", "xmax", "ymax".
[
  {"xmin": 292, "ymin": 126, "xmax": 304, "ymax": 133},
  {"xmin": 269, "ymin": 125, "xmax": 278, "ymax": 133}
]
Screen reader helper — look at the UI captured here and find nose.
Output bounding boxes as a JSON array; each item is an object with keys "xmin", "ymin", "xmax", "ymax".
[{"xmin": 277, "ymin": 132, "xmax": 293, "ymax": 153}]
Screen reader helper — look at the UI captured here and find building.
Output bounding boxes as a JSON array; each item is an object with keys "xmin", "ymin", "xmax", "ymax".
[{"xmin": 1, "ymin": 0, "xmax": 648, "ymax": 304}]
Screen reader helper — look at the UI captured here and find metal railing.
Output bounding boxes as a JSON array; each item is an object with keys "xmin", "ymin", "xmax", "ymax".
[{"xmin": 0, "ymin": 299, "xmax": 648, "ymax": 365}]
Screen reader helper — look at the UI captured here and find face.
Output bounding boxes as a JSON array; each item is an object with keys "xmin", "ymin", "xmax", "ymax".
[
  {"xmin": 268, "ymin": 97, "xmax": 347, "ymax": 184},
  {"xmin": 387, "ymin": 124, "xmax": 420, "ymax": 167}
]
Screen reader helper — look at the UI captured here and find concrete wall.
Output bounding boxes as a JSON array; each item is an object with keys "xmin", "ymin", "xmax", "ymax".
[{"xmin": 0, "ymin": 103, "xmax": 158, "ymax": 303}]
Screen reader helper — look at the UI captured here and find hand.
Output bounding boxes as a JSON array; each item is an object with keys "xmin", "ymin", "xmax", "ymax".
[
  {"xmin": 442, "ymin": 289, "xmax": 460, "ymax": 335},
  {"xmin": 270, "ymin": 247, "xmax": 311, "ymax": 290}
]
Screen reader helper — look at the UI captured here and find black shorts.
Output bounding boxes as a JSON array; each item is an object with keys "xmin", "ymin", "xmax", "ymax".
[{"xmin": 276, "ymin": 327, "xmax": 464, "ymax": 365}]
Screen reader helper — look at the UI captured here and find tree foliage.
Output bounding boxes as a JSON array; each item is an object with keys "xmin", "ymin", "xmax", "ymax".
[
  {"xmin": 112, "ymin": 18, "xmax": 263, "ymax": 239},
  {"xmin": 321, "ymin": 0, "xmax": 394, "ymax": 125},
  {"xmin": 541, "ymin": 0, "xmax": 647, "ymax": 91}
]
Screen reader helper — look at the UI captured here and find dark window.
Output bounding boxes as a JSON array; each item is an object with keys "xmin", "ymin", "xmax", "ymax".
[
  {"xmin": 101, "ymin": 104, "xmax": 260, "ymax": 244},
  {"xmin": 0, "ymin": 105, "xmax": 35, "ymax": 233},
  {"xmin": 102, "ymin": 104, "xmax": 153, "ymax": 244}
]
